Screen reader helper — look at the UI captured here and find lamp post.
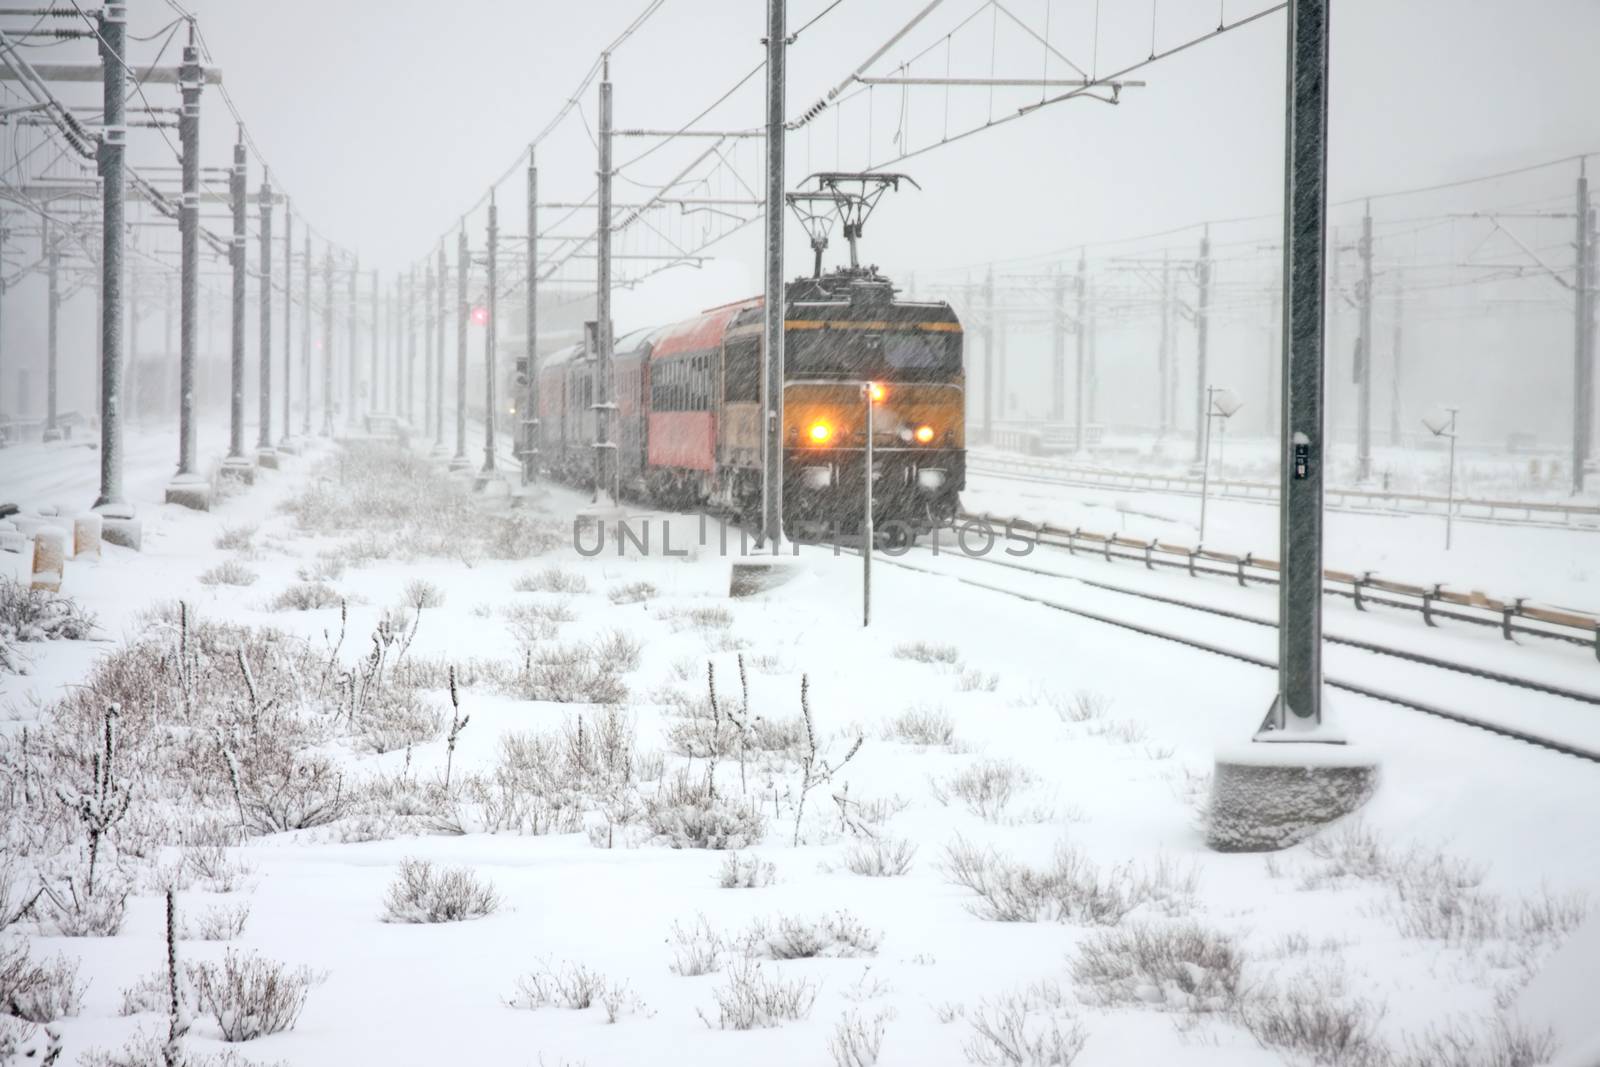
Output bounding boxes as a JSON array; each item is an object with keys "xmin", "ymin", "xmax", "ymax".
[
  {"xmin": 863, "ymin": 381, "xmax": 875, "ymax": 628},
  {"xmin": 1198, "ymin": 386, "xmax": 1243, "ymax": 542},
  {"xmin": 1422, "ymin": 407, "xmax": 1459, "ymax": 550}
]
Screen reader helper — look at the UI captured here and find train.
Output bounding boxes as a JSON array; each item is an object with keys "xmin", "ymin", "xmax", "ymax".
[{"xmin": 532, "ymin": 266, "xmax": 966, "ymax": 539}]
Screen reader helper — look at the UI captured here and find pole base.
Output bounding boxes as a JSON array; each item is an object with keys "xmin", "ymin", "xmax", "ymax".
[
  {"xmin": 42, "ymin": 427, "xmax": 64, "ymax": 443},
  {"xmin": 474, "ymin": 471, "xmax": 509, "ymax": 496},
  {"xmin": 448, "ymin": 455, "xmax": 473, "ymax": 473},
  {"xmin": 164, "ymin": 477, "xmax": 212, "ymax": 512},
  {"xmin": 277, "ymin": 437, "xmax": 301, "ymax": 456},
  {"xmin": 219, "ymin": 457, "xmax": 256, "ymax": 486},
  {"xmin": 1206, "ymin": 740, "xmax": 1379, "ymax": 853},
  {"xmin": 96, "ymin": 513, "xmax": 143, "ymax": 551},
  {"xmin": 255, "ymin": 448, "xmax": 280, "ymax": 470}
]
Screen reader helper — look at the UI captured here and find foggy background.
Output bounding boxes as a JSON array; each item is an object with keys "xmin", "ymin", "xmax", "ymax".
[{"xmin": 3, "ymin": 0, "xmax": 1597, "ymax": 459}]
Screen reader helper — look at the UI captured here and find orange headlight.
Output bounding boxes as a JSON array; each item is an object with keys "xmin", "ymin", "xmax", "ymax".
[
  {"xmin": 914, "ymin": 425, "xmax": 936, "ymax": 444},
  {"xmin": 869, "ymin": 383, "xmax": 885, "ymax": 402},
  {"xmin": 808, "ymin": 422, "xmax": 833, "ymax": 444}
]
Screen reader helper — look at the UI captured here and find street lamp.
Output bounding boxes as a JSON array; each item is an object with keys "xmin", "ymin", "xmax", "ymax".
[
  {"xmin": 1198, "ymin": 386, "xmax": 1244, "ymax": 542},
  {"xmin": 862, "ymin": 381, "xmax": 878, "ymax": 628},
  {"xmin": 1421, "ymin": 406, "xmax": 1459, "ymax": 550}
]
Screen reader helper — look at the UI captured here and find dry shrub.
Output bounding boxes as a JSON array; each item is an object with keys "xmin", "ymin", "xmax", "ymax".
[
  {"xmin": 189, "ymin": 949, "xmax": 319, "ymax": 1042},
  {"xmin": 881, "ymin": 706, "xmax": 956, "ymax": 747},
  {"xmin": 698, "ymin": 959, "xmax": 816, "ymax": 1030},
  {"xmin": 214, "ymin": 524, "xmax": 257, "ymax": 551},
  {"xmin": 357, "ymin": 687, "xmax": 441, "ymax": 754},
  {"xmin": 401, "ymin": 578, "xmax": 445, "ymax": 610},
  {"xmin": 718, "ymin": 852, "xmax": 776, "ymax": 888},
  {"xmin": 666, "ymin": 605, "xmax": 734, "ymax": 631},
  {"xmin": 955, "ymin": 669, "xmax": 999, "ymax": 693},
  {"xmin": 607, "ymin": 581, "xmax": 657, "ymax": 605},
  {"xmin": 830, "ymin": 1008, "xmax": 893, "ymax": 1067},
  {"xmin": 737, "ymin": 910, "xmax": 881, "ymax": 960},
  {"xmin": 514, "ymin": 567, "xmax": 589, "ymax": 595},
  {"xmin": 1059, "ymin": 691, "xmax": 1110, "ymax": 723},
  {"xmin": 180, "ymin": 902, "xmax": 251, "ymax": 941},
  {"xmin": 198, "ymin": 561, "xmax": 258, "ymax": 588},
  {"xmin": 1393, "ymin": 1016, "xmax": 1558, "ymax": 1067},
  {"xmin": 0, "ymin": 938, "xmax": 85, "ymax": 1022},
  {"xmin": 503, "ymin": 599, "xmax": 577, "ymax": 643},
  {"xmin": 892, "ymin": 641, "xmax": 960, "ymax": 664},
  {"xmin": 0, "ymin": 578, "xmax": 96, "ymax": 650},
  {"xmin": 522, "ymin": 641, "xmax": 628, "ymax": 704},
  {"xmin": 591, "ymin": 628, "xmax": 643, "ymax": 672},
  {"xmin": 1238, "ymin": 970, "xmax": 1388, "ymax": 1067},
  {"xmin": 931, "ymin": 759, "xmax": 1035, "ymax": 822},
  {"xmin": 644, "ymin": 770, "xmax": 766, "ymax": 850},
  {"xmin": 964, "ymin": 989, "xmax": 1087, "ymax": 1067},
  {"xmin": 239, "ymin": 754, "xmax": 349, "ymax": 833},
  {"xmin": 382, "ymin": 858, "xmax": 499, "ymax": 923},
  {"xmin": 843, "ymin": 836, "xmax": 917, "ymax": 878},
  {"xmin": 267, "ymin": 582, "xmax": 341, "ymax": 612},
  {"xmin": 507, "ymin": 959, "xmax": 647, "ymax": 1021},
  {"xmin": 1071, "ymin": 921, "xmax": 1242, "ymax": 1012},
  {"xmin": 0, "ymin": 1014, "xmax": 61, "ymax": 1064},
  {"xmin": 668, "ymin": 914, "xmax": 725, "ymax": 976},
  {"xmin": 941, "ymin": 838, "xmax": 1197, "ymax": 925}
]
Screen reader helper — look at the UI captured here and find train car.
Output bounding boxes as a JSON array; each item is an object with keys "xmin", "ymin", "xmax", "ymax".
[{"xmin": 536, "ymin": 327, "xmax": 656, "ymax": 487}]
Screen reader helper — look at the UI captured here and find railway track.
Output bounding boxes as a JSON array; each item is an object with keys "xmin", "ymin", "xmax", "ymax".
[{"xmin": 857, "ymin": 532, "xmax": 1600, "ymax": 765}]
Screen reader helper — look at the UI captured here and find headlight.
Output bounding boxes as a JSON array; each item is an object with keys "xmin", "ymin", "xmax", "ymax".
[
  {"xmin": 918, "ymin": 468, "xmax": 947, "ymax": 490},
  {"xmin": 808, "ymin": 422, "xmax": 833, "ymax": 444},
  {"xmin": 915, "ymin": 425, "xmax": 935, "ymax": 444},
  {"xmin": 802, "ymin": 465, "xmax": 832, "ymax": 489},
  {"xmin": 869, "ymin": 383, "xmax": 885, "ymax": 402}
]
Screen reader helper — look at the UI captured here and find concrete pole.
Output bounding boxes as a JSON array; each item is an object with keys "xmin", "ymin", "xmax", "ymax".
[
  {"xmin": 405, "ymin": 268, "xmax": 416, "ymax": 424},
  {"xmin": 0, "ymin": 219, "xmax": 6, "ymax": 418},
  {"xmin": 93, "ymin": 0, "xmax": 129, "ymax": 515},
  {"xmin": 44, "ymin": 219, "xmax": 59, "ymax": 440},
  {"xmin": 345, "ymin": 254, "xmax": 357, "ymax": 425},
  {"xmin": 762, "ymin": 1, "xmax": 786, "ymax": 541},
  {"xmin": 454, "ymin": 227, "xmax": 469, "ymax": 468},
  {"xmin": 996, "ymin": 316, "xmax": 1006, "ymax": 417},
  {"xmin": 434, "ymin": 243, "xmax": 445, "ymax": 452},
  {"xmin": 1575, "ymin": 165, "xmax": 1592, "ymax": 494},
  {"xmin": 982, "ymin": 268, "xmax": 994, "ymax": 441},
  {"xmin": 1194, "ymin": 228, "xmax": 1211, "ymax": 462},
  {"xmin": 1261, "ymin": 0, "xmax": 1331, "ymax": 737},
  {"xmin": 370, "ymin": 269, "xmax": 379, "ymax": 417},
  {"xmin": 1267, "ymin": 270, "xmax": 1281, "ymax": 438},
  {"xmin": 484, "ymin": 192, "xmax": 499, "ymax": 475},
  {"xmin": 1051, "ymin": 268, "xmax": 1065, "ymax": 422},
  {"xmin": 423, "ymin": 263, "xmax": 435, "ymax": 437},
  {"xmin": 300, "ymin": 225, "xmax": 311, "ymax": 435},
  {"xmin": 1356, "ymin": 202, "xmax": 1373, "ymax": 481},
  {"xmin": 1158, "ymin": 252, "xmax": 1171, "ymax": 438},
  {"xmin": 177, "ymin": 28, "xmax": 200, "ymax": 474},
  {"xmin": 388, "ymin": 278, "xmax": 398, "ymax": 415},
  {"xmin": 257, "ymin": 176, "xmax": 273, "ymax": 457},
  {"xmin": 594, "ymin": 58, "xmax": 616, "ymax": 502},
  {"xmin": 524, "ymin": 147, "xmax": 539, "ymax": 482},
  {"xmin": 163, "ymin": 274, "xmax": 173, "ymax": 411},
  {"xmin": 320, "ymin": 247, "xmax": 333, "ymax": 436},
  {"xmin": 1074, "ymin": 251, "xmax": 1086, "ymax": 453},
  {"xmin": 1388, "ymin": 269, "xmax": 1402, "ymax": 447},
  {"xmin": 1087, "ymin": 280, "xmax": 1098, "ymax": 428},
  {"xmin": 225, "ymin": 132, "xmax": 247, "ymax": 465},
  {"xmin": 281, "ymin": 197, "xmax": 291, "ymax": 446}
]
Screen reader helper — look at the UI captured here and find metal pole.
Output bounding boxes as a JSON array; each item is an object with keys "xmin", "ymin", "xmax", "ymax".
[
  {"xmin": 423, "ymin": 262, "xmax": 435, "ymax": 437},
  {"xmin": 997, "ymin": 317, "xmax": 1006, "ymax": 417},
  {"xmin": 44, "ymin": 218, "xmax": 58, "ymax": 439},
  {"xmin": 593, "ymin": 56, "xmax": 615, "ymax": 502},
  {"xmin": 1051, "ymin": 268, "xmax": 1065, "ymax": 422},
  {"xmin": 1576, "ymin": 165, "xmax": 1591, "ymax": 494},
  {"xmin": 454, "ymin": 227, "xmax": 468, "ymax": 467},
  {"xmin": 0, "ymin": 219, "xmax": 6, "ymax": 420},
  {"xmin": 1389, "ymin": 269, "xmax": 1402, "ymax": 446},
  {"xmin": 300, "ymin": 225, "xmax": 311, "ymax": 435},
  {"xmin": 762, "ymin": 0, "xmax": 786, "ymax": 539},
  {"xmin": 982, "ymin": 268, "xmax": 993, "ymax": 442},
  {"xmin": 93, "ymin": 0, "xmax": 128, "ymax": 514},
  {"xmin": 1260, "ymin": 0, "xmax": 1330, "ymax": 738},
  {"xmin": 524, "ymin": 147, "xmax": 539, "ymax": 481},
  {"xmin": 370, "ymin": 269, "xmax": 379, "ymax": 417},
  {"xmin": 1074, "ymin": 250, "xmax": 1086, "ymax": 453},
  {"xmin": 321, "ymin": 246, "xmax": 333, "ymax": 435},
  {"xmin": 405, "ymin": 267, "xmax": 416, "ymax": 424},
  {"xmin": 1087, "ymin": 279, "xmax": 1098, "ymax": 429},
  {"xmin": 434, "ymin": 243, "xmax": 445, "ymax": 452},
  {"xmin": 225, "ymin": 131, "xmax": 246, "ymax": 462},
  {"xmin": 257, "ymin": 174, "xmax": 273, "ymax": 456},
  {"xmin": 1356, "ymin": 201, "xmax": 1373, "ymax": 481},
  {"xmin": 1199, "ymin": 386, "xmax": 1214, "ymax": 541},
  {"xmin": 281, "ymin": 196, "xmax": 291, "ymax": 445},
  {"xmin": 1268, "ymin": 271, "xmax": 1281, "ymax": 439},
  {"xmin": 484, "ymin": 192, "xmax": 499, "ymax": 475},
  {"xmin": 345, "ymin": 254, "xmax": 357, "ymax": 425},
  {"xmin": 863, "ymin": 383, "xmax": 873, "ymax": 627},
  {"xmin": 1445, "ymin": 410, "xmax": 1457, "ymax": 551},
  {"xmin": 1158, "ymin": 252, "xmax": 1171, "ymax": 438},
  {"xmin": 1194, "ymin": 227, "xmax": 1211, "ymax": 463},
  {"xmin": 177, "ymin": 26, "xmax": 200, "ymax": 472}
]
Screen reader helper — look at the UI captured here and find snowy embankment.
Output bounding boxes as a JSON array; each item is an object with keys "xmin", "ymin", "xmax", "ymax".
[{"xmin": 1, "ymin": 433, "xmax": 1596, "ymax": 1067}]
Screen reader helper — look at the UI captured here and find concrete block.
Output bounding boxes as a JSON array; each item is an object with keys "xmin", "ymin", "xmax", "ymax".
[
  {"xmin": 1206, "ymin": 743, "xmax": 1379, "ymax": 852},
  {"xmin": 31, "ymin": 528, "xmax": 65, "ymax": 591},
  {"xmin": 0, "ymin": 519, "xmax": 22, "ymax": 554},
  {"xmin": 256, "ymin": 448, "xmax": 280, "ymax": 470},
  {"xmin": 73, "ymin": 514, "xmax": 103, "ymax": 559},
  {"xmin": 219, "ymin": 458, "xmax": 256, "ymax": 486},
  {"xmin": 100, "ymin": 517, "xmax": 143, "ymax": 551},
  {"xmin": 165, "ymin": 478, "xmax": 212, "ymax": 511},
  {"xmin": 730, "ymin": 560, "xmax": 803, "ymax": 598}
]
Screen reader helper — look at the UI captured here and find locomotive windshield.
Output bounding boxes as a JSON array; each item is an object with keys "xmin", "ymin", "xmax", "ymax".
[{"xmin": 785, "ymin": 327, "xmax": 961, "ymax": 377}]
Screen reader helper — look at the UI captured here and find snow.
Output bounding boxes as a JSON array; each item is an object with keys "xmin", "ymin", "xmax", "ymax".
[{"xmin": 1, "ymin": 428, "xmax": 1597, "ymax": 1066}]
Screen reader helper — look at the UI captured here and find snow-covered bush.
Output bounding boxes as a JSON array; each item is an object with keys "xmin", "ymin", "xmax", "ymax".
[
  {"xmin": 189, "ymin": 950, "xmax": 318, "ymax": 1042},
  {"xmin": 668, "ymin": 914, "xmax": 725, "ymax": 976},
  {"xmin": 0, "ymin": 1014, "xmax": 61, "ymax": 1065},
  {"xmin": 521, "ymin": 641, "xmax": 628, "ymax": 704},
  {"xmin": 643, "ymin": 769, "xmax": 765, "ymax": 850},
  {"xmin": 507, "ymin": 959, "xmax": 648, "ymax": 1022},
  {"xmin": 43, "ymin": 868, "xmax": 129, "ymax": 937},
  {"xmin": 737, "ymin": 910, "xmax": 881, "ymax": 960},
  {"xmin": 503, "ymin": 599, "xmax": 577, "ymax": 643},
  {"xmin": 941, "ymin": 838, "xmax": 1198, "ymax": 925},
  {"xmin": 591, "ymin": 628, "xmax": 643, "ymax": 672},
  {"xmin": 482, "ymin": 512, "xmax": 563, "ymax": 559},
  {"xmin": 238, "ymin": 753, "xmax": 349, "ymax": 833},
  {"xmin": 213, "ymin": 524, "xmax": 256, "ymax": 552},
  {"xmin": 0, "ymin": 937, "xmax": 85, "ymax": 1022},
  {"xmin": 1236, "ymin": 968, "xmax": 1386, "ymax": 1067},
  {"xmin": 267, "ymin": 581, "xmax": 341, "ymax": 612},
  {"xmin": 954, "ymin": 669, "xmax": 999, "ymax": 693},
  {"xmin": 1059, "ymin": 691, "xmax": 1110, "ymax": 723},
  {"xmin": 198, "ymin": 561, "xmax": 258, "ymax": 587},
  {"xmin": 514, "ymin": 566, "xmax": 588, "ymax": 594},
  {"xmin": 180, "ymin": 902, "xmax": 251, "ymax": 941},
  {"xmin": 607, "ymin": 580, "xmax": 657, "ymax": 605},
  {"xmin": 401, "ymin": 578, "xmax": 445, "ymax": 610},
  {"xmin": 664, "ymin": 604, "xmax": 733, "ymax": 632},
  {"xmin": 0, "ymin": 580, "xmax": 96, "ymax": 673},
  {"xmin": 830, "ymin": 1008, "xmax": 892, "ymax": 1067},
  {"xmin": 1071, "ymin": 921, "xmax": 1242, "ymax": 1012},
  {"xmin": 843, "ymin": 835, "xmax": 917, "ymax": 878},
  {"xmin": 931, "ymin": 759, "xmax": 1035, "ymax": 822},
  {"xmin": 891, "ymin": 641, "xmax": 960, "ymax": 665},
  {"xmin": 698, "ymin": 960, "xmax": 816, "ymax": 1030},
  {"xmin": 381, "ymin": 858, "xmax": 499, "ymax": 923},
  {"xmin": 718, "ymin": 852, "xmax": 776, "ymax": 889},
  {"xmin": 1393, "ymin": 1016, "xmax": 1558, "ymax": 1067},
  {"xmin": 881, "ymin": 706, "xmax": 956, "ymax": 748},
  {"xmin": 356, "ymin": 688, "xmax": 440, "ymax": 755},
  {"xmin": 963, "ymin": 991, "xmax": 1086, "ymax": 1067}
]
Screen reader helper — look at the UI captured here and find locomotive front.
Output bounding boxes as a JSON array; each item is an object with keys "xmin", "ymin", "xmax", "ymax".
[{"xmin": 781, "ymin": 272, "xmax": 965, "ymax": 536}]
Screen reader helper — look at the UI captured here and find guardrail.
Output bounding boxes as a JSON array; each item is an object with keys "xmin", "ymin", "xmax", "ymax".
[
  {"xmin": 969, "ymin": 452, "xmax": 1600, "ymax": 528},
  {"xmin": 958, "ymin": 509, "xmax": 1600, "ymax": 661}
]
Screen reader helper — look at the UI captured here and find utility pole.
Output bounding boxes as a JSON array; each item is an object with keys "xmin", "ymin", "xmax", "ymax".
[
  {"xmin": 1267, "ymin": 270, "xmax": 1281, "ymax": 439},
  {"xmin": 762, "ymin": 0, "xmax": 785, "ymax": 542},
  {"xmin": 982, "ymin": 268, "xmax": 994, "ymax": 442},
  {"xmin": 453, "ymin": 227, "xmax": 469, "ymax": 470},
  {"xmin": 434, "ymin": 243, "xmax": 445, "ymax": 454},
  {"xmin": 423, "ymin": 262, "xmax": 435, "ymax": 438},
  {"xmin": 1194, "ymin": 227, "xmax": 1211, "ymax": 463},
  {"xmin": 1575, "ymin": 163, "xmax": 1593, "ymax": 494},
  {"xmin": 1051, "ymin": 268, "xmax": 1066, "ymax": 422},
  {"xmin": 44, "ymin": 218, "xmax": 59, "ymax": 441},
  {"xmin": 1087, "ymin": 280, "xmax": 1098, "ymax": 428},
  {"xmin": 321, "ymin": 246, "xmax": 333, "ymax": 436},
  {"xmin": 370, "ymin": 269, "xmax": 379, "ymax": 419},
  {"xmin": 172, "ymin": 22, "xmax": 201, "ymax": 486},
  {"xmin": 483, "ymin": 191, "xmax": 499, "ymax": 477},
  {"xmin": 1388, "ymin": 269, "xmax": 1402, "ymax": 447},
  {"xmin": 256, "ymin": 174, "xmax": 274, "ymax": 464},
  {"xmin": 1158, "ymin": 252, "xmax": 1171, "ymax": 439},
  {"xmin": 280, "ymin": 196, "xmax": 292, "ymax": 448},
  {"xmin": 524, "ymin": 146, "xmax": 539, "ymax": 482},
  {"xmin": 93, "ymin": 0, "xmax": 131, "ymax": 528},
  {"xmin": 996, "ymin": 317, "xmax": 1007, "ymax": 417},
  {"xmin": 300, "ymin": 225, "xmax": 311, "ymax": 435},
  {"xmin": 405, "ymin": 268, "xmax": 416, "ymax": 425},
  {"xmin": 388, "ymin": 278, "xmax": 399, "ymax": 415},
  {"xmin": 1074, "ymin": 250, "xmax": 1086, "ymax": 454},
  {"xmin": 593, "ymin": 56, "xmax": 617, "ymax": 503},
  {"xmin": 223, "ymin": 130, "xmax": 249, "ymax": 476},
  {"xmin": 1355, "ymin": 201, "xmax": 1373, "ymax": 482},
  {"xmin": 346, "ymin": 253, "xmax": 357, "ymax": 426}
]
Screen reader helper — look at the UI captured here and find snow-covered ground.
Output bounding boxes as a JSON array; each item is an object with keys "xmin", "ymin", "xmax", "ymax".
[{"xmin": 1, "ymin": 427, "xmax": 1597, "ymax": 1067}]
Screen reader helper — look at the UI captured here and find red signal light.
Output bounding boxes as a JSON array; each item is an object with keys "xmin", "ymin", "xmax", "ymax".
[{"xmin": 470, "ymin": 306, "xmax": 489, "ymax": 326}]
